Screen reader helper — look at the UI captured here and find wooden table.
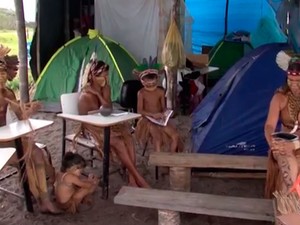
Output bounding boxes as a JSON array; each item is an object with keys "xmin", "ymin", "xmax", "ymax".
[
  {"xmin": 0, "ymin": 119, "xmax": 54, "ymax": 212},
  {"xmin": 57, "ymin": 112, "xmax": 141, "ymax": 199},
  {"xmin": 194, "ymin": 66, "xmax": 219, "ymax": 96}
]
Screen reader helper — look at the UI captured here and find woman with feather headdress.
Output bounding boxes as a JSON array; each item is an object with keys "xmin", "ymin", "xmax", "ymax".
[
  {"xmin": 0, "ymin": 45, "xmax": 60, "ymax": 214},
  {"xmin": 264, "ymin": 50, "xmax": 300, "ymax": 214}
]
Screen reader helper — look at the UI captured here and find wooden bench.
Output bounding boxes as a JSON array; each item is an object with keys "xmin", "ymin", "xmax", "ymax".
[
  {"xmin": 144, "ymin": 152, "xmax": 270, "ymax": 224},
  {"xmin": 149, "ymin": 152, "xmax": 267, "ymax": 170},
  {"xmin": 114, "ymin": 186, "xmax": 274, "ymax": 222}
]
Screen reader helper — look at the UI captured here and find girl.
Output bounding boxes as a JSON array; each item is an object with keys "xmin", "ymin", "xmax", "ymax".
[{"xmin": 55, "ymin": 152, "xmax": 98, "ymax": 214}]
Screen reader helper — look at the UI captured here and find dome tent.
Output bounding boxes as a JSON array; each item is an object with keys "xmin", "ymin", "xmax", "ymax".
[{"xmin": 34, "ymin": 29, "xmax": 137, "ymax": 104}]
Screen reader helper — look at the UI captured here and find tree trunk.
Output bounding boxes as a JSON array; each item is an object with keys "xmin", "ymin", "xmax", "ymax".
[{"xmin": 14, "ymin": 0, "xmax": 29, "ymax": 103}]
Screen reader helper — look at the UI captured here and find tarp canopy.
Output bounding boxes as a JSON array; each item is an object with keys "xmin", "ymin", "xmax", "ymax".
[{"xmin": 186, "ymin": 0, "xmax": 287, "ymax": 53}]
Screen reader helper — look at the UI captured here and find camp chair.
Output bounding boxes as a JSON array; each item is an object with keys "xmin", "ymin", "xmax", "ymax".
[
  {"xmin": 119, "ymin": 80, "xmax": 158, "ymax": 179},
  {"xmin": 60, "ymin": 93, "xmax": 97, "ymax": 167},
  {"xmin": 119, "ymin": 80, "xmax": 149, "ymax": 155}
]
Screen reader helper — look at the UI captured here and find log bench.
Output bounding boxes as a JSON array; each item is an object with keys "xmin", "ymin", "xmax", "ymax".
[{"xmin": 114, "ymin": 186, "xmax": 274, "ymax": 223}]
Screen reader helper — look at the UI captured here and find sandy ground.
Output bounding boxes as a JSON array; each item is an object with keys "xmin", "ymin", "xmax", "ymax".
[{"xmin": 0, "ymin": 112, "xmax": 271, "ymax": 225}]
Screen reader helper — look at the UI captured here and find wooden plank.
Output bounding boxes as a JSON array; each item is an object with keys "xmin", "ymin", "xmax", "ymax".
[
  {"xmin": 114, "ymin": 186, "xmax": 274, "ymax": 222},
  {"xmin": 149, "ymin": 152, "xmax": 267, "ymax": 170},
  {"xmin": 192, "ymin": 172, "xmax": 266, "ymax": 179}
]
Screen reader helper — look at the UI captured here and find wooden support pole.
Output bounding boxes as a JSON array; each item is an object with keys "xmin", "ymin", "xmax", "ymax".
[
  {"xmin": 165, "ymin": 67, "xmax": 177, "ymax": 110},
  {"xmin": 170, "ymin": 167, "xmax": 191, "ymax": 192},
  {"xmin": 14, "ymin": 0, "xmax": 29, "ymax": 102},
  {"xmin": 158, "ymin": 167, "xmax": 191, "ymax": 225}
]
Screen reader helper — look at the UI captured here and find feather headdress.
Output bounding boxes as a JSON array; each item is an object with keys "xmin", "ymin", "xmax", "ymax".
[
  {"xmin": 276, "ymin": 50, "xmax": 292, "ymax": 71},
  {"xmin": 81, "ymin": 52, "xmax": 97, "ymax": 88},
  {"xmin": 0, "ymin": 45, "xmax": 19, "ymax": 81},
  {"xmin": 133, "ymin": 56, "xmax": 164, "ymax": 79},
  {"xmin": 276, "ymin": 50, "xmax": 300, "ymax": 76}
]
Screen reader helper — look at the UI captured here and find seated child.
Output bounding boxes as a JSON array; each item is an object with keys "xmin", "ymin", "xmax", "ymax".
[
  {"xmin": 54, "ymin": 152, "xmax": 99, "ymax": 214},
  {"xmin": 135, "ymin": 69, "xmax": 181, "ymax": 153}
]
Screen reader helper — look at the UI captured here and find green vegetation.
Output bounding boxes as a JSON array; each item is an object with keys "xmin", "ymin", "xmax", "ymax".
[
  {"xmin": 0, "ymin": 30, "xmax": 18, "ymax": 55},
  {"xmin": 0, "ymin": 8, "xmax": 16, "ymax": 30},
  {"xmin": 0, "ymin": 7, "xmax": 36, "ymax": 96},
  {"xmin": 0, "ymin": 29, "xmax": 34, "ymax": 94},
  {"xmin": 0, "ymin": 8, "xmax": 35, "ymax": 30}
]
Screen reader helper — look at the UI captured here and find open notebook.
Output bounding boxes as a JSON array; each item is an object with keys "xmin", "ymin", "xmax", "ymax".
[
  {"xmin": 146, "ymin": 109, "xmax": 173, "ymax": 127},
  {"xmin": 110, "ymin": 109, "xmax": 129, "ymax": 116}
]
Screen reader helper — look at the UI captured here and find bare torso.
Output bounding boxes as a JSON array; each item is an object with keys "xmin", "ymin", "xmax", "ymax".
[
  {"xmin": 78, "ymin": 85, "xmax": 111, "ymax": 115},
  {"xmin": 0, "ymin": 88, "xmax": 17, "ymax": 126},
  {"xmin": 55, "ymin": 172, "xmax": 76, "ymax": 203},
  {"xmin": 139, "ymin": 88, "xmax": 164, "ymax": 114}
]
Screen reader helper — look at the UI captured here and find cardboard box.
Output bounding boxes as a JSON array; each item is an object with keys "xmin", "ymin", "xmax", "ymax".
[{"xmin": 186, "ymin": 54, "xmax": 209, "ymax": 68}]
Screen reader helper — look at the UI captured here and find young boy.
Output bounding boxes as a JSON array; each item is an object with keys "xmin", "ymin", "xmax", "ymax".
[
  {"xmin": 54, "ymin": 152, "xmax": 99, "ymax": 214},
  {"xmin": 135, "ymin": 69, "xmax": 181, "ymax": 153}
]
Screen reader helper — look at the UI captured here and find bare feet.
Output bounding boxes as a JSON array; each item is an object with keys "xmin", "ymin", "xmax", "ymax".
[
  {"xmin": 128, "ymin": 175, "xmax": 138, "ymax": 187},
  {"xmin": 128, "ymin": 181, "xmax": 138, "ymax": 187},
  {"xmin": 39, "ymin": 198, "xmax": 62, "ymax": 214},
  {"xmin": 82, "ymin": 196, "xmax": 93, "ymax": 206},
  {"xmin": 136, "ymin": 177, "xmax": 151, "ymax": 188}
]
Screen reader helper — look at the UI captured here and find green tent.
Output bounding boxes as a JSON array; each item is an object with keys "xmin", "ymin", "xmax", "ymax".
[
  {"xmin": 34, "ymin": 30, "xmax": 138, "ymax": 103},
  {"xmin": 208, "ymin": 35, "xmax": 253, "ymax": 84}
]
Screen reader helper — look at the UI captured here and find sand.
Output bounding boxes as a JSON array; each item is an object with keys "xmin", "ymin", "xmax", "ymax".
[{"xmin": 0, "ymin": 112, "xmax": 271, "ymax": 225}]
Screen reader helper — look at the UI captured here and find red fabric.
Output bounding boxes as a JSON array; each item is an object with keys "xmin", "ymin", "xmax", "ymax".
[{"xmin": 189, "ymin": 81, "xmax": 198, "ymax": 96}]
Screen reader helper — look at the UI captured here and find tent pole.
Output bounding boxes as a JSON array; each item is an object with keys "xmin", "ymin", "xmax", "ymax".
[
  {"xmin": 36, "ymin": 0, "xmax": 41, "ymax": 76},
  {"xmin": 224, "ymin": 0, "xmax": 229, "ymax": 38},
  {"xmin": 64, "ymin": 0, "xmax": 70, "ymax": 41}
]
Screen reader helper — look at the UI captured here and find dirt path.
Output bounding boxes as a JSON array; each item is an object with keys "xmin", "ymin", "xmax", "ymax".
[{"xmin": 0, "ymin": 113, "xmax": 271, "ymax": 225}]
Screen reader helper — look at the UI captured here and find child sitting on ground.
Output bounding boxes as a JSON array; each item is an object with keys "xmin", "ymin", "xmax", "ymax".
[{"xmin": 54, "ymin": 152, "xmax": 99, "ymax": 214}]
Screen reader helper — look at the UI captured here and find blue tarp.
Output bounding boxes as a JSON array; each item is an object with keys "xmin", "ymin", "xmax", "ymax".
[
  {"xmin": 191, "ymin": 43, "xmax": 288, "ymax": 156},
  {"xmin": 186, "ymin": 0, "xmax": 287, "ymax": 53}
]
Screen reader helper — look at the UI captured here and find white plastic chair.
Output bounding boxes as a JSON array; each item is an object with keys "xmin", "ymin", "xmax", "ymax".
[{"xmin": 60, "ymin": 93, "xmax": 97, "ymax": 166}]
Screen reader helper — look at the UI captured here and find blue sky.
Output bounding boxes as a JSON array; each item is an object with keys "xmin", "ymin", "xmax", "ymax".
[{"xmin": 0, "ymin": 0, "xmax": 36, "ymax": 22}]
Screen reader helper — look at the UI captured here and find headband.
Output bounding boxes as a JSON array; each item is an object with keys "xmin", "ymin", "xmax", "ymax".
[
  {"xmin": 133, "ymin": 56, "xmax": 163, "ymax": 78},
  {"xmin": 139, "ymin": 69, "xmax": 159, "ymax": 80},
  {"xmin": 89, "ymin": 60, "xmax": 109, "ymax": 77}
]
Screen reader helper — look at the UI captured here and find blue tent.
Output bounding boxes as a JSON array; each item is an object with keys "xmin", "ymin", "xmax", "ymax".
[{"xmin": 191, "ymin": 43, "xmax": 289, "ymax": 156}]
